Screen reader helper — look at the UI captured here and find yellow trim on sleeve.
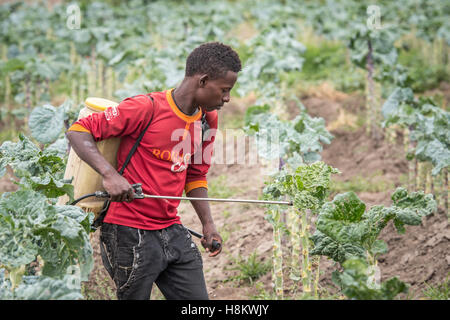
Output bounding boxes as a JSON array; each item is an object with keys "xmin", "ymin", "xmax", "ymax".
[
  {"xmin": 185, "ymin": 180, "xmax": 208, "ymax": 194},
  {"xmin": 68, "ymin": 123, "xmax": 90, "ymax": 133}
]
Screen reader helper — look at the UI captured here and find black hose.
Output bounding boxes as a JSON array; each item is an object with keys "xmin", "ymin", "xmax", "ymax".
[
  {"xmin": 70, "ymin": 193, "xmax": 97, "ymax": 206},
  {"xmin": 187, "ymin": 228, "xmax": 221, "ymax": 251}
]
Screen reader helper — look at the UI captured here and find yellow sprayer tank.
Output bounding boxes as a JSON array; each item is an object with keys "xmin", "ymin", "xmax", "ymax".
[{"xmin": 58, "ymin": 97, "xmax": 121, "ymax": 216}]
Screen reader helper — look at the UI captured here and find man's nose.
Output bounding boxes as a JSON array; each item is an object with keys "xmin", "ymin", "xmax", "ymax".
[{"xmin": 222, "ymin": 93, "xmax": 230, "ymax": 103}]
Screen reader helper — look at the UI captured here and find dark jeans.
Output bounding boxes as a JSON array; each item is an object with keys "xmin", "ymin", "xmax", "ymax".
[{"xmin": 99, "ymin": 222, "xmax": 209, "ymax": 300}]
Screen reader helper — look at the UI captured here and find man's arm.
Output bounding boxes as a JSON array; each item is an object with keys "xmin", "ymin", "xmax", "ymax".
[
  {"xmin": 187, "ymin": 187, "xmax": 222, "ymax": 257},
  {"xmin": 66, "ymin": 131, "xmax": 134, "ymax": 202}
]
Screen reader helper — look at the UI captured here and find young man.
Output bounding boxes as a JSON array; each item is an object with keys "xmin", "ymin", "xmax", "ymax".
[{"xmin": 66, "ymin": 42, "xmax": 241, "ymax": 300}]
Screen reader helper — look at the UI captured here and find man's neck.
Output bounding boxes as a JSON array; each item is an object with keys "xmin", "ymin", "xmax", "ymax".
[{"xmin": 172, "ymin": 79, "xmax": 199, "ymax": 116}]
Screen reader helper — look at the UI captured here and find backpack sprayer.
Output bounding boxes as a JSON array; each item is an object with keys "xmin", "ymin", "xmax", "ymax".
[{"xmin": 71, "ymin": 183, "xmax": 293, "ymax": 251}]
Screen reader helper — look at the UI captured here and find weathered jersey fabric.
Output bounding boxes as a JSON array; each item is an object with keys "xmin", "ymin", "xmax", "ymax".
[{"xmin": 68, "ymin": 89, "xmax": 218, "ymax": 230}]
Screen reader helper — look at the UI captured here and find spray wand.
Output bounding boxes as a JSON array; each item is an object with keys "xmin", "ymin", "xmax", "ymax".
[{"xmin": 71, "ymin": 183, "xmax": 293, "ymax": 251}]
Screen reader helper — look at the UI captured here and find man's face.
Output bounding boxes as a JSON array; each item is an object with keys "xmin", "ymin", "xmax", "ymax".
[{"xmin": 196, "ymin": 71, "xmax": 238, "ymax": 112}]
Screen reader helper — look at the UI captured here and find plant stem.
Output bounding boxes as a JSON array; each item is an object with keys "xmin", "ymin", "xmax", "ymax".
[
  {"xmin": 70, "ymin": 42, "xmax": 77, "ymax": 102},
  {"xmin": 386, "ymin": 126, "xmax": 396, "ymax": 145},
  {"xmin": 44, "ymin": 78, "xmax": 50, "ymax": 98},
  {"xmin": 98, "ymin": 59, "xmax": 104, "ymax": 97},
  {"xmin": 112, "ymin": 68, "xmax": 116, "ymax": 98},
  {"xmin": 9, "ymin": 265, "xmax": 26, "ymax": 291},
  {"xmin": 414, "ymin": 158, "xmax": 419, "ymax": 191},
  {"xmin": 419, "ymin": 161, "xmax": 426, "ymax": 191},
  {"xmin": 25, "ymin": 76, "xmax": 31, "ymax": 112},
  {"xmin": 102, "ymin": 62, "xmax": 106, "ymax": 97},
  {"xmin": 404, "ymin": 128, "xmax": 415, "ymax": 191},
  {"xmin": 71, "ymin": 79, "xmax": 77, "ymax": 103},
  {"xmin": 85, "ymin": 70, "xmax": 89, "ymax": 98},
  {"xmin": 435, "ymin": 170, "xmax": 443, "ymax": 209},
  {"xmin": 425, "ymin": 162, "xmax": 432, "ymax": 195},
  {"xmin": 88, "ymin": 60, "xmax": 94, "ymax": 97},
  {"xmin": 272, "ymin": 209, "xmax": 284, "ymax": 299},
  {"xmin": 300, "ymin": 210, "xmax": 311, "ymax": 293},
  {"xmin": 91, "ymin": 45, "xmax": 97, "ymax": 95},
  {"xmin": 312, "ymin": 255, "xmax": 321, "ymax": 299},
  {"xmin": 1, "ymin": 44, "xmax": 11, "ymax": 120},
  {"xmin": 288, "ymin": 208, "xmax": 301, "ymax": 293},
  {"xmin": 279, "ymin": 157, "xmax": 285, "ymax": 171},
  {"xmin": 5, "ymin": 75, "xmax": 11, "ymax": 115},
  {"xmin": 366, "ymin": 38, "xmax": 376, "ymax": 137},
  {"xmin": 417, "ymin": 161, "xmax": 422, "ymax": 191},
  {"xmin": 345, "ymin": 47, "xmax": 351, "ymax": 67},
  {"xmin": 445, "ymin": 168, "xmax": 448, "ymax": 216},
  {"xmin": 35, "ymin": 79, "xmax": 41, "ymax": 104}
]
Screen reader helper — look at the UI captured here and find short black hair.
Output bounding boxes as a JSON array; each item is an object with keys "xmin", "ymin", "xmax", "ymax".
[{"xmin": 185, "ymin": 42, "xmax": 242, "ymax": 79}]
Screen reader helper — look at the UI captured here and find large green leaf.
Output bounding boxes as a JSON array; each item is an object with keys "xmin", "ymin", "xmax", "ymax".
[
  {"xmin": 311, "ymin": 188, "xmax": 436, "ymax": 263},
  {"xmin": 348, "ymin": 25, "xmax": 400, "ymax": 70},
  {"xmin": 415, "ymin": 139, "xmax": 450, "ymax": 175},
  {"xmin": 0, "ymin": 191, "xmax": 52, "ymax": 268},
  {"xmin": 46, "ymin": 137, "xmax": 69, "ymax": 159},
  {"xmin": 11, "ymin": 274, "xmax": 83, "ymax": 300},
  {"xmin": 0, "ymin": 133, "xmax": 40, "ymax": 177},
  {"xmin": 244, "ymin": 104, "xmax": 271, "ymax": 130},
  {"xmin": 310, "ymin": 192, "xmax": 372, "ymax": 263},
  {"xmin": 0, "ymin": 58, "xmax": 25, "ymax": 73},
  {"xmin": 25, "ymin": 173, "xmax": 74, "ymax": 202},
  {"xmin": 0, "ymin": 190, "xmax": 94, "ymax": 281},
  {"xmin": 310, "ymin": 230, "xmax": 366, "ymax": 264},
  {"xmin": 244, "ymin": 103, "xmax": 333, "ymax": 164},
  {"xmin": 0, "ymin": 269, "xmax": 13, "ymax": 299},
  {"xmin": 387, "ymin": 187, "xmax": 437, "ymax": 233},
  {"xmin": 263, "ymin": 161, "xmax": 339, "ymax": 212},
  {"xmin": 28, "ymin": 104, "xmax": 65, "ymax": 144},
  {"xmin": 0, "ymin": 134, "xmax": 67, "ymax": 189},
  {"xmin": 381, "ymin": 87, "xmax": 414, "ymax": 121},
  {"xmin": 382, "ymin": 87, "xmax": 449, "ymax": 175},
  {"xmin": 334, "ymin": 258, "xmax": 408, "ymax": 300}
]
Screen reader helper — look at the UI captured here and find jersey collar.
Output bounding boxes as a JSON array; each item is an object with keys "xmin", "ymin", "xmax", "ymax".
[{"xmin": 166, "ymin": 88, "xmax": 202, "ymax": 123}]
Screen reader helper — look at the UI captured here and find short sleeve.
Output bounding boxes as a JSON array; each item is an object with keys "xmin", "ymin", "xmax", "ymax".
[{"xmin": 68, "ymin": 94, "xmax": 154, "ymax": 141}]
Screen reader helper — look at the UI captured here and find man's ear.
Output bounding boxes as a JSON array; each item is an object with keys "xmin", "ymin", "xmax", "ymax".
[{"xmin": 198, "ymin": 74, "xmax": 209, "ymax": 88}]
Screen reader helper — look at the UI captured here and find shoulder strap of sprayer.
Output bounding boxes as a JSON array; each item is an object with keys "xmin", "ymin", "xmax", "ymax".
[
  {"xmin": 91, "ymin": 95, "xmax": 154, "ymax": 231},
  {"xmin": 118, "ymin": 94, "xmax": 154, "ymax": 175},
  {"xmin": 120, "ymin": 95, "xmax": 207, "ymax": 173}
]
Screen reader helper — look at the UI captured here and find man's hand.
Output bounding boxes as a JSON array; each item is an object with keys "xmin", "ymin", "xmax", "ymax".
[
  {"xmin": 201, "ymin": 223, "xmax": 222, "ymax": 257},
  {"xmin": 67, "ymin": 131, "xmax": 134, "ymax": 203},
  {"xmin": 102, "ymin": 171, "xmax": 134, "ymax": 202},
  {"xmin": 187, "ymin": 187, "xmax": 222, "ymax": 257}
]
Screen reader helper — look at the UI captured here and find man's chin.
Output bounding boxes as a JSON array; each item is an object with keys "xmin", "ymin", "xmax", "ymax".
[{"xmin": 204, "ymin": 105, "xmax": 223, "ymax": 112}]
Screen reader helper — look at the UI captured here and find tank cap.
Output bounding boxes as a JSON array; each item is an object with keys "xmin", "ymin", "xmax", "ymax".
[{"xmin": 85, "ymin": 97, "xmax": 118, "ymax": 112}]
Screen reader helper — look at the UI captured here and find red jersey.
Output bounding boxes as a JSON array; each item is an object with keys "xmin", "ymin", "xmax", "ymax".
[{"xmin": 68, "ymin": 89, "xmax": 218, "ymax": 230}]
